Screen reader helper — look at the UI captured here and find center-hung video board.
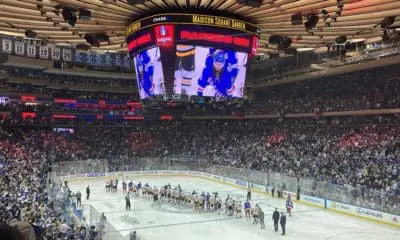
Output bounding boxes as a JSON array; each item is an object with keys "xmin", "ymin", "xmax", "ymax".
[{"xmin": 126, "ymin": 14, "xmax": 260, "ymax": 100}]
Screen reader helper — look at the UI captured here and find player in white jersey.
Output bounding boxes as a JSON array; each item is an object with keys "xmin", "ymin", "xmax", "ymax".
[
  {"xmin": 252, "ymin": 204, "xmax": 260, "ymax": 224},
  {"xmin": 235, "ymin": 200, "xmax": 242, "ymax": 218}
]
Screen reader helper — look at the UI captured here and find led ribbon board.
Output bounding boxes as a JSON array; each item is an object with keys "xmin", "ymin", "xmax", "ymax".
[{"xmin": 126, "ymin": 14, "xmax": 261, "ymax": 37}]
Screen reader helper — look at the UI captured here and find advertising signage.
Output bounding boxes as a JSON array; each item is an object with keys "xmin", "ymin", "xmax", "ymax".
[{"xmin": 126, "ymin": 13, "xmax": 261, "ymax": 37}]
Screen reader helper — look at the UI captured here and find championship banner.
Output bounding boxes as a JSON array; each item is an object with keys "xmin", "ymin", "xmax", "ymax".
[
  {"xmin": 26, "ymin": 44, "xmax": 36, "ymax": 58},
  {"xmin": 1, "ymin": 38, "xmax": 12, "ymax": 54},
  {"xmin": 0, "ymin": 35, "xmax": 133, "ymax": 70},
  {"xmin": 14, "ymin": 41, "xmax": 25, "ymax": 56},
  {"xmin": 114, "ymin": 54, "xmax": 122, "ymax": 66},
  {"xmin": 39, "ymin": 45, "xmax": 49, "ymax": 59}
]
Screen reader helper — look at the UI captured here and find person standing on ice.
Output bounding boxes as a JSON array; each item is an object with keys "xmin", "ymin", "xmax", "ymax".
[
  {"xmin": 130, "ymin": 231, "xmax": 139, "ymax": 240},
  {"xmin": 272, "ymin": 208, "xmax": 280, "ymax": 232},
  {"xmin": 259, "ymin": 209, "xmax": 265, "ymax": 229},
  {"xmin": 125, "ymin": 194, "xmax": 131, "ymax": 211},
  {"xmin": 280, "ymin": 212, "xmax": 287, "ymax": 235},
  {"xmin": 244, "ymin": 200, "xmax": 251, "ymax": 220},
  {"xmin": 86, "ymin": 186, "xmax": 90, "ymax": 200},
  {"xmin": 247, "ymin": 185, "xmax": 251, "ymax": 201},
  {"xmin": 76, "ymin": 191, "xmax": 81, "ymax": 207},
  {"xmin": 286, "ymin": 195, "xmax": 293, "ymax": 217}
]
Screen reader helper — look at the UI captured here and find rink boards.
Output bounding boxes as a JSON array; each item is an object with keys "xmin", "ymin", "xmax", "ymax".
[{"xmin": 60, "ymin": 170, "xmax": 400, "ymax": 228}]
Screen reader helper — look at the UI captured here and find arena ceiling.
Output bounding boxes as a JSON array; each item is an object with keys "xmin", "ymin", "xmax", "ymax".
[{"xmin": 0, "ymin": 0, "xmax": 399, "ymax": 54}]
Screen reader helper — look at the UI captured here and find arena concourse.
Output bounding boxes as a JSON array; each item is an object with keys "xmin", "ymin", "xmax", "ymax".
[{"xmin": 0, "ymin": 0, "xmax": 400, "ymax": 240}]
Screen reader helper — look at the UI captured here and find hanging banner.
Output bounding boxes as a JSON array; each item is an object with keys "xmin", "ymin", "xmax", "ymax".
[
  {"xmin": 62, "ymin": 48, "xmax": 72, "ymax": 62},
  {"xmin": 39, "ymin": 45, "xmax": 49, "ymax": 59},
  {"xmin": 51, "ymin": 48, "xmax": 61, "ymax": 60},
  {"xmin": 26, "ymin": 44, "xmax": 36, "ymax": 58},
  {"xmin": 0, "ymin": 36, "xmax": 133, "ymax": 70},
  {"xmin": 1, "ymin": 39, "xmax": 12, "ymax": 54},
  {"xmin": 14, "ymin": 41, "xmax": 25, "ymax": 56}
]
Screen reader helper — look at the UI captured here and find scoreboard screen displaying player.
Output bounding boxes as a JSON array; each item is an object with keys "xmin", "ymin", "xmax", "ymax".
[
  {"xmin": 134, "ymin": 47, "xmax": 166, "ymax": 99},
  {"xmin": 126, "ymin": 14, "xmax": 260, "ymax": 100},
  {"xmin": 174, "ymin": 45, "xmax": 247, "ymax": 98}
]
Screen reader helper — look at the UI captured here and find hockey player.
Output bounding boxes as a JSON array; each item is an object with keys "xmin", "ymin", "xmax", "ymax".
[
  {"xmin": 227, "ymin": 197, "xmax": 234, "ymax": 216},
  {"xmin": 200, "ymin": 191, "xmax": 205, "ymax": 209},
  {"xmin": 235, "ymin": 200, "xmax": 242, "ymax": 218},
  {"xmin": 244, "ymin": 201, "xmax": 251, "ymax": 220},
  {"xmin": 286, "ymin": 195, "xmax": 294, "ymax": 217},
  {"xmin": 213, "ymin": 192, "xmax": 218, "ymax": 200},
  {"xmin": 153, "ymin": 186, "xmax": 159, "ymax": 204},
  {"xmin": 136, "ymin": 51, "xmax": 154, "ymax": 99},
  {"xmin": 259, "ymin": 209, "xmax": 265, "ymax": 229},
  {"xmin": 174, "ymin": 45, "xmax": 195, "ymax": 95},
  {"xmin": 197, "ymin": 49, "xmax": 239, "ymax": 98},
  {"xmin": 205, "ymin": 192, "xmax": 211, "ymax": 210},
  {"xmin": 137, "ymin": 182, "xmax": 142, "ymax": 195},
  {"xmin": 122, "ymin": 181, "xmax": 127, "ymax": 194},
  {"xmin": 128, "ymin": 181, "xmax": 133, "ymax": 193},
  {"xmin": 252, "ymin": 204, "xmax": 260, "ymax": 224},
  {"xmin": 225, "ymin": 195, "xmax": 230, "ymax": 215}
]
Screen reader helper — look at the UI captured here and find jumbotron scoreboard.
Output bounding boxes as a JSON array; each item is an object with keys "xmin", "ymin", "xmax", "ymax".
[{"xmin": 126, "ymin": 13, "xmax": 260, "ymax": 100}]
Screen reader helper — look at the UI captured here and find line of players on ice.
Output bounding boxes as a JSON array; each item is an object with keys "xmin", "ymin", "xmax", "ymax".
[{"xmin": 106, "ymin": 179, "xmax": 294, "ymax": 224}]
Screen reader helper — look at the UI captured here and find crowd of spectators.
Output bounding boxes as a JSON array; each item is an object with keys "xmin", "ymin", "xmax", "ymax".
[
  {"xmin": 2, "ymin": 116, "xmax": 393, "ymax": 213},
  {"xmin": 53, "ymin": 103, "xmax": 141, "ymax": 116},
  {"xmin": 1, "ymin": 62, "xmax": 400, "ymax": 116},
  {"xmin": 0, "ymin": 125, "xmax": 109, "ymax": 239},
  {"xmin": 0, "ymin": 58, "xmax": 399, "ymax": 239},
  {"xmin": 0, "ymin": 66, "xmax": 137, "ymax": 101},
  {"xmin": 3, "ymin": 82, "xmax": 134, "ymax": 101},
  {"xmin": 247, "ymin": 64, "xmax": 400, "ymax": 115},
  {"xmin": 1, "ymin": 66, "xmax": 134, "ymax": 89}
]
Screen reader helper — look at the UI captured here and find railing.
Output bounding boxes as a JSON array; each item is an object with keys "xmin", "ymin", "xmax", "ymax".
[{"xmin": 52, "ymin": 158, "xmax": 399, "ymax": 217}]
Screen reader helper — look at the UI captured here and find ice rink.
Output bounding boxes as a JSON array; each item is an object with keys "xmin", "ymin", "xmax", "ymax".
[{"xmin": 68, "ymin": 175, "xmax": 399, "ymax": 240}]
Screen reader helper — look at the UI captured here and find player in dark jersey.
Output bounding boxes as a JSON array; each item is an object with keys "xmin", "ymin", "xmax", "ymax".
[{"xmin": 197, "ymin": 49, "xmax": 239, "ymax": 98}]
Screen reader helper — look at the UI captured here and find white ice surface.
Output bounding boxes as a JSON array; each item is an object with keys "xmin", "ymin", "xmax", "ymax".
[{"xmin": 68, "ymin": 176, "xmax": 399, "ymax": 240}]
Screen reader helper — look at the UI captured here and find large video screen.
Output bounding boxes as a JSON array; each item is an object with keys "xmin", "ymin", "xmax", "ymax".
[
  {"xmin": 174, "ymin": 45, "xmax": 248, "ymax": 98},
  {"xmin": 134, "ymin": 47, "xmax": 166, "ymax": 99}
]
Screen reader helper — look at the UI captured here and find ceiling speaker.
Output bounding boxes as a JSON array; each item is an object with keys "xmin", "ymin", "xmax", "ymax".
[
  {"xmin": 269, "ymin": 35, "xmax": 283, "ymax": 44},
  {"xmin": 335, "ymin": 35, "xmax": 347, "ymax": 44},
  {"xmin": 25, "ymin": 30, "xmax": 37, "ymax": 39},
  {"xmin": 381, "ymin": 16, "xmax": 396, "ymax": 28},
  {"xmin": 79, "ymin": 8, "xmax": 91, "ymax": 21},
  {"xmin": 236, "ymin": 0, "xmax": 262, "ymax": 7},
  {"xmin": 127, "ymin": 0, "xmax": 145, "ymax": 5},
  {"xmin": 76, "ymin": 43, "xmax": 90, "ymax": 51},
  {"xmin": 291, "ymin": 14, "xmax": 303, "ymax": 25},
  {"xmin": 305, "ymin": 15, "xmax": 319, "ymax": 31}
]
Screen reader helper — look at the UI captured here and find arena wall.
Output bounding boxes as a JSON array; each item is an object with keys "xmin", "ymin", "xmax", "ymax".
[{"xmin": 59, "ymin": 170, "xmax": 400, "ymax": 228}]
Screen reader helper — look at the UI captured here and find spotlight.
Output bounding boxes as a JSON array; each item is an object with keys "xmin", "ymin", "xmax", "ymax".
[
  {"xmin": 381, "ymin": 16, "xmax": 396, "ymax": 28},
  {"xmin": 305, "ymin": 15, "xmax": 319, "ymax": 31},
  {"xmin": 62, "ymin": 7, "xmax": 77, "ymax": 27},
  {"xmin": 335, "ymin": 35, "xmax": 347, "ymax": 44}
]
